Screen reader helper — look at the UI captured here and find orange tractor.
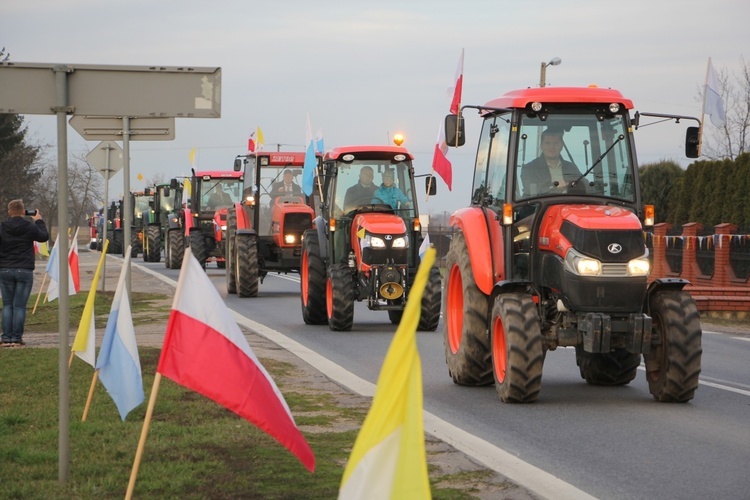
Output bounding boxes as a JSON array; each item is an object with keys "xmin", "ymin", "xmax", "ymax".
[
  {"xmin": 299, "ymin": 145, "xmax": 441, "ymax": 331},
  {"xmin": 442, "ymin": 86, "xmax": 703, "ymax": 403},
  {"xmin": 226, "ymin": 151, "xmax": 320, "ymax": 297}
]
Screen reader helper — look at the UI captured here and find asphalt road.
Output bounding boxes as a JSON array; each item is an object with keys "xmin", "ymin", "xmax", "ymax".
[{"xmin": 138, "ymin": 259, "xmax": 750, "ymax": 500}]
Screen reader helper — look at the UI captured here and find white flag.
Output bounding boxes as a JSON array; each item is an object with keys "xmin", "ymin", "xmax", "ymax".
[
  {"xmin": 419, "ymin": 232, "xmax": 431, "ymax": 259},
  {"xmin": 703, "ymin": 58, "xmax": 726, "ymax": 128}
]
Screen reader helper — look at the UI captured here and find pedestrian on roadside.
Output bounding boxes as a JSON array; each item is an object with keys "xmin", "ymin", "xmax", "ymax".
[{"xmin": 0, "ymin": 200, "xmax": 49, "ymax": 347}]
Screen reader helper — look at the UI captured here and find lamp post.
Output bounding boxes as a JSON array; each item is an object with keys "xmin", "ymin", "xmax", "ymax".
[{"xmin": 539, "ymin": 57, "xmax": 562, "ymax": 87}]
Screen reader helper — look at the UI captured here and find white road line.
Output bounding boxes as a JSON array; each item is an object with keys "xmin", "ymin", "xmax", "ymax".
[{"xmin": 133, "ymin": 261, "xmax": 594, "ymax": 500}]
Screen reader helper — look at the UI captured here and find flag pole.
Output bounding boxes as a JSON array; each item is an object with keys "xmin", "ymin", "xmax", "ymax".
[
  {"xmin": 32, "ymin": 273, "xmax": 48, "ymax": 315},
  {"xmin": 126, "ymin": 373, "xmax": 162, "ymax": 500},
  {"xmin": 698, "ymin": 58, "xmax": 711, "ymax": 157},
  {"xmin": 81, "ymin": 369, "xmax": 99, "ymax": 421}
]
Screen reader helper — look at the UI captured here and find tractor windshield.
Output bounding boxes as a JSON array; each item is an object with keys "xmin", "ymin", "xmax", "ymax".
[
  {"xmin": 333, "ymin": 160, "xmax": 416, "ymax": 218},
  {"xmin": 200, "ymin": 178, "xmax": 243, "ymax": 210},
  {"xmin": 514, "ymin": 110, "xmax": 635, "ymax": 203}
]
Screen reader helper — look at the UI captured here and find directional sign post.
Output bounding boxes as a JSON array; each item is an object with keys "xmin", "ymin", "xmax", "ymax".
[
  {"xmin": 70, "ymin": 116, "xmax": 175, "ymax": 141},
  {"xmin": 0, "ymin": 61, "xmax": 220, "ymax": 483}
]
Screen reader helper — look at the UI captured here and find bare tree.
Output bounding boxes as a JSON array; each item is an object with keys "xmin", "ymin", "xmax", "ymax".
[
  {"xmin": 700, "ymin": 57, "xmax": 750, "ymax": 160},
  {"xmin": 145, "ymin": 172, "xmax": 167, "ymax": 187}
]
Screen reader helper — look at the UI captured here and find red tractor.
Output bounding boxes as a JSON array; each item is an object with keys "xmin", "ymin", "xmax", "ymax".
[
  {"xmin": 442, "ymin": 86, "xmax": 703, "ymax": 403},
  {"xmin": 299, "ymin": 145, "xmax": 441, "ymax": 331},
  {"xmin": 171, "ymin": 170, "xmax": 244, "ymax": 269},
  {"xmin": 226, "ymin": 151, "xmax": 320, "ymax": 297}
]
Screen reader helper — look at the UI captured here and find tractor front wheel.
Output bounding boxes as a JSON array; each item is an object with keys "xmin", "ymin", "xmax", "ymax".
[
  {"xmin": 166, "ymin": 228, "xmax": 184, "ymax": 269},
  {"xmin": 326, "ymin": 264, "xmax": 354, "ymax": 331},
  {"xmin": 145, "ymin": 225, "xmax": 161, "ymax": 263},
  {"xmin": 189, "ymin": 230, "xmax": 207, "ymax": 268},
  {"xmin": 300, "ymin": 230, "xmax": 327, "ymax": 324},
  {"xmin": 490, "ymin": 293, "xmax": 544, "ymax": 403},
  {"xmin": 442, "ymin": 232, "xmax": 492, "ymax": 386},
  {"xmin": 644, "ymin": 290, "xmax": 702, "ymax": 402},
  {"xmin": 236, "ymin": 233, "xmax": 259, "ymax": 297}
]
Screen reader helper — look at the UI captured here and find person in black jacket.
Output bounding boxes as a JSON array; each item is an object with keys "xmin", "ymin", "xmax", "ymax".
[
  {"xmin": 0, "ymin": 200, "xmax": 49, "ymax": 347},
  {"xmin": 520, "ymin": 127, "xmax": 583, "ymax": 197}
]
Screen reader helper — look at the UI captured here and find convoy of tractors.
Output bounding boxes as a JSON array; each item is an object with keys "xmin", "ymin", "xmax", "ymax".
[{"xmin": 92, "ymin": 81, "xmax": 703, "ymax": 404}]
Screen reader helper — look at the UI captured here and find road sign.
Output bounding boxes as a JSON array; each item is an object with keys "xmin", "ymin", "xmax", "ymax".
[
  {"xmin": 0, "ymin": 62, "xmax": 221, "ymax": 117},
  {"xmin": 70, "ymin": 115, "xmax": 175, "ymax": 141},
  {"xmin": 86, "ymin": 141, "xmax": 123, "ymax": 173}
]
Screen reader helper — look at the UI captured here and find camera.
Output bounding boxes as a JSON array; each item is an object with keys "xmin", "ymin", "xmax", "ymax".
[{"xmin": 25, "ymin": 209, "xmax": 37, "ymax": 217}]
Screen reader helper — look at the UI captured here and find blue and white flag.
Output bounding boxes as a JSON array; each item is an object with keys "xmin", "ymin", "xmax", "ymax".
[
  {"xmin": 95, "ymin": 248, "xmax": 144, "ymax": 420},
  {"xmin": 315, "ymin": 128, "xmax": 325, "ymax": 154},
  {"xmin": 302, "ymin": 114, "xmax": 317, "ymax": 196},
  {"xmin": 704, "ymin": 58, "xmax": 726, "ymax": 128},
  {"xmin": 419, "ymin": 232, "xmax": 431, "ymax": 260}
]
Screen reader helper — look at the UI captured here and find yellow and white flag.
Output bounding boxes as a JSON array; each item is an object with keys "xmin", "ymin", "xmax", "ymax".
[
  {"xmin": 338, "ymin": 249, "xmax": 435, "ymax": 500},
  {"xmin": 71, "ymin": 240, "xmax": 109, "ymax": 367}
]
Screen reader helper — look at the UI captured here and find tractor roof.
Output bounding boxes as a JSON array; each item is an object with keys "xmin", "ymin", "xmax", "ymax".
[
  {"xmin": 325, "ymin": 145, "xmax": 414, "ymax": 161},
  {"xmin": 246, "ymin": 151, "xmax": 321, "ymax": 166},
  {"xmin": 195, "ymin": 170, "xmax": 244, "ymax": 178},
  {"xmin": 483, "ymin": 86, "xmax": 634, "ymax": 110}
]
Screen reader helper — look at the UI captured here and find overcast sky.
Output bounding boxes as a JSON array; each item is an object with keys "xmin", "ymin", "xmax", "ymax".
[{"xmin": 2, "ymin": 0, "xmax": 748, "ymax": 215}]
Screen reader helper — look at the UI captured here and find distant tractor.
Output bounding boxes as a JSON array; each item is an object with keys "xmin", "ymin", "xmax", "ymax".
[
  {"xmin": 170, "ymin": 170, "xmax": 244, "ymax": 269},
  {"xmin": 97, "ymin": 200, "xmax": 124, "ymax": 254},
  {"xmin": 299, "ymin": 145, "xmax": 441, "ymax": 332},
  {"xmin": 142, "ymin": 182, "xmax": 183, "ymax": 263},
  {"xmin": 441, "ymin": 85, "xmax": 703, "ymax": 403},
  {"xmin": 130, "ymin": 189, "xmax": 154, "ymax": 258},
  {"xmin": 226, "ymin": 151, "xmax": 320, "ymax": 297}
]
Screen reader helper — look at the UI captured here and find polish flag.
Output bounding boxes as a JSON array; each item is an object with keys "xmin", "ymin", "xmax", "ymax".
[
  {"xmin": 69, "ymin": 227, "xmax": 80, "ymax": 293},
  {"xmin": 157, "ymin": 250, "xmax": 315, "ymax": 472},
  {"xmin": 248, "ymin": 129, "xmax": 256, "ymax": 152},
  {"xmin": 431, "ymin": 48, "xmax": 464, "ymax": 191}
]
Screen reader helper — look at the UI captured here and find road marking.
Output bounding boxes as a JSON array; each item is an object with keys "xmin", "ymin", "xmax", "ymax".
[
  {"xmin": 133, "ymin": 261, "xmax": 594, "ymax": 500},
  {"xmin": 636, "ymin": 366, "xmax": 750, "ymax": 397}
]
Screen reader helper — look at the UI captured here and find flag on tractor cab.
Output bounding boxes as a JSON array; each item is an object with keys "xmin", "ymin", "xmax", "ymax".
[
  {"xmin": 338, "ymin": 248, "xmax": 436, "ymax": 500},
  {"xmin": 302, "ymin": 114, "xmax": 317, "ymax": 197},
  {"xmin": 256, "ymin": 126, "xmax": 265, "ymax": 151},
  {"xmin": 156, "ymin": 250, "xmax": 315, "ymax": 472},
  {"xmin": 248, "ymin": 129, "xmax": 257, "ymax": 152},
  {"xmin": 430, "ymin": 48, "xmax": 464, "ymax": 191},
  {"xmin": 95, "ymin": 248, "xmax": 144, "ymax": 421}
]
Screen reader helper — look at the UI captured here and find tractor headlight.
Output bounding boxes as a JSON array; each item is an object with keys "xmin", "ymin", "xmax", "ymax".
[
  {"xmin": 627, "ymin": 257, "xmax": 650, "ymax": 276},
  {"xmin": 220, "ymin": 225, "xmax": 227, "ymax": 231},
  {"xmin": 392, "ymin": 236, "xmax": 408, "ymax": 248},
  {"xmin": 564, "ymin": 248, "xmax": 601, "ymax": 276},
  {"xmin": 284, "ymin": 234, "xmax": 296, "ymax": 244},
  {"xmin": 369, "ymin": 236, "xmax": 386, "ymax": 248}
]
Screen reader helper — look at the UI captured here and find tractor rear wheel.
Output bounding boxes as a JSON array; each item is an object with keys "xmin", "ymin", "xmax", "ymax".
[
  {"xmin": 575, "ymin": 347, "xmax": 640, "ymax": 386},
  {"xmin": 442, "ymin": 232, "xmax": 493, "ymax": 386},
  {"xmin": 145, "ymin": 225, "xmax": 161, "ymax": 263},
  {"xmin": 326, "ymin": 264, "xmax": 354, "ymax": 331},
  {"xmin": 167, "ymin": 228, "xmax": 184, "ymax": 269},
  {"xmin": 111, "ymin": 230, "xmax": 124, "ymax": 255},
  {"xmin": 645, "ymin": 290, "xmax": 702, "ymax": 402},
  {"xmin": 236, "ymin": 233, "xmax": 259, "ymax": 297},
  {"xmin": 225, "ymin": 212, "xmax": 237, "ymax": 294},
  {"xmin": 131, "ymin": 231, "xmax": 141, "ymax": 258},
  {"xmin": 417, "ymin": 266, "xmax": 442, "ymax": 331},
  {"xmin": 300, "ymin": 230, "xmax": 327, "ymax": 325},
  {"xmin": 190, "ymin": 230, "xmax": 207, "ymax": 268},
  {"xmin": 490, "ymin": 293, "xmax": 544, "ymax": 403}
]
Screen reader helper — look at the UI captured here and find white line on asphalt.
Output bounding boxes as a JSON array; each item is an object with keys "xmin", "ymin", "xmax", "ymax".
[{"xmin": 133, "ymin": 261, "xmax": 594, "ymax": 500}]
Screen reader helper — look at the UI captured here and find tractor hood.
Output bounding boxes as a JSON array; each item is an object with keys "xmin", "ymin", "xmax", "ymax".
[
  {"xmin": 352, "ymin": 213, "xmax": 407, "ymax": 237},
  {"xmin": 538, "ymin": 205, "xmax": 645, "ymax": 262}
]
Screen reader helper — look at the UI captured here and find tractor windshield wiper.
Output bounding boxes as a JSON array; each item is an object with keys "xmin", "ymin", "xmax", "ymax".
[{"xmin": 570, "ymin": 134, "xmax": 624, "ymax": 188}]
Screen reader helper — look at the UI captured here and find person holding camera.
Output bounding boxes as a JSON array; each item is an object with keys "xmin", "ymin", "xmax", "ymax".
[{"xmin": 0, "ymin": 200, "xmax": 49, "ymax": 347}]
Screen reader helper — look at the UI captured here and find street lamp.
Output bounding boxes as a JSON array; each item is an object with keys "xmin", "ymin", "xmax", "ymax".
[{"xmin": 539, "ymin": 57, "xmax": 562, "ymax": 87}]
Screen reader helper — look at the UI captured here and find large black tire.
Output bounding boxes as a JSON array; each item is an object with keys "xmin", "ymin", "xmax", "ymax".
[
  {"xmin": 236, "ymin": 233, "xmax": 259, "ymax": 297},
  {"xmin": 111, "ymin": 230, "xmax": 124, "ymax": 255},
  {"xmin": 490, "ymin": 293, "xmax": 544, "ymax": 403},
  {"xmin": 225, "ymin": 212, "xmax": 237, "ymax": 294},
  {"xmin": 442, "ymin": 232, "xmax": 493, "ymax": 386},
  {"xmin": 190, "ymin": 230, "xmax": 207, "ymax": 268},
  {"xmin": 300, "ymin": 230, "xmax": 327, "ymax": 325},
  {"xmin": 575, "ymin": 347, "xmax": 640, "ymax": 386},
  {"xmin": 417, "ymin": 266, "xmax": 442, "ymax": 331},
  {"xmin": 645, "ymin": 290, "xmax": 702, "ymax": 402},
  {"xmin": 326, "ymin": 264, "xmax": 355, "ymax": 331},
  {"xmin": 166, "ymin": 228, "xmax": 184, "ymax": 269},
  {"xmin": 388, "ymin": 309, "xmax": 403, "ymax": 325},
  {"xmin": 131, "ymin": 231, "xmax": 141, "ymax": 258},
  {"xmin": 145, "ymin": 225, "xmax": 161, "ymax": 263}
]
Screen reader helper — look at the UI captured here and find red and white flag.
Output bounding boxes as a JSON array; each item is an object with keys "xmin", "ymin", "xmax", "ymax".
[
  {"xmin": 156, "ymin": 250, "xmax": 315, "ymax": 472},
  {"xmin": 69, "ymin": 227, "xmax": 80, "ymax": 293},
  {"xmin": 431, "ymin": 48, "xmax": 464, "ymax": 191}
]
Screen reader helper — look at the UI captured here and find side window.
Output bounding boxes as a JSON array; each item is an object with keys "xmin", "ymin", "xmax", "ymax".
[
  {"xmin": 472, "ymin": 119, "xmax": 492, "ymax": 204},
  {"xmin": 486, "ymin": 117, "xmax": 510, "ymax": 208}
]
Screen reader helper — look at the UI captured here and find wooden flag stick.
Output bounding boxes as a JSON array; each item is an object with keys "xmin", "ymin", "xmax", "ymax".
[
  {"xmin": 126, "ymin": 373, "xmax": 163, "ymax": 500},
  {"xmin": 81, "ymin": 369, "xmax": 99, "ymax": 422},
  {"xmin": 68, "ymin": 350, "xmax": 75, "ymax": 369},
  {"xmin": 31, "ymin": 273, "xmax": 48, "ymax": 315}
]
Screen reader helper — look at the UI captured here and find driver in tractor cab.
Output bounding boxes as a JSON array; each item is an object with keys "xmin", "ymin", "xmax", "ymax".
[
  {"xmin": 271, "ymin": 169, "xmax": 302, "ymax": 202},
  {"xmin": 372, "ymin": 169, "xmax": 411, "ymax": 210},
  {"xmin": 208, "ymin": 188, "xmax": 233, "ymax": 210},
  {"xmin": 520, "ymin": 126, "xmax": 584, "ymax": 197},
  {"xmin": 343, "ymin": 165, "xmax": 377, "ymax": 213}
]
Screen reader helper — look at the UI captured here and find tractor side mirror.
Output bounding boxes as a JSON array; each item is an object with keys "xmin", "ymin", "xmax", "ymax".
[
  {"xmin": 444, "ymin": 113, "xmax": 465, "ymax": 147},
  {"xmin": 234, "ymin": 158, "xmax": 243, "ymax": 171},
  {"xmin": 170, "ymin": 178, "xmax": 178, "ymax": 189},
  {"xmin": 685, "ymin": 126, "xmax": 700, "ymax": 158},
  {"xmin": 425, "ymin": 175, "xmax": 437, "ymax": 196},
  {"xmin": 144, "ymin": 187, "xmax": 152, "ymax": 195},
  {"xmin": 163, "ymin": 187, "xmax": 170, "ymax": 197}
]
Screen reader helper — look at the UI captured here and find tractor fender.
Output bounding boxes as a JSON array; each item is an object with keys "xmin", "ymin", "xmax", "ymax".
[
  {"xmin": 644, "ymin": 278, "xmax": 691, "ymax": 312},
  {"xmin": 234, "ymin": 202, "xmax": 252, "ymax": 230},
  {"xmin": 183, "ymin": 208, "xmax": 195, "ymax": 234},
  {"xmin": 313, "ymin": 215, "xmax": 328, "ymax": 260},
  {"xmin": 450, "ymin": 207, "xmax": 494, "ymax": 295}
]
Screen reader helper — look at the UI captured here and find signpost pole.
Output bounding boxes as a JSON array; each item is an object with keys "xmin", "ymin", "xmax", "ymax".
[
  {"xmin": 101, "ymin": 145, "xmax": 111, "ymax": 292},
  {"xmin": 122, "ymin": 117, "xmax": 131, "ymax": 296}
]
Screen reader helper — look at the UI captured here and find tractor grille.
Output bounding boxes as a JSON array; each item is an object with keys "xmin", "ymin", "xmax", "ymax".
[
  {"xmin": 284, "ymin": 213, "xmax": 313, "ymax": 243},
  {"xmin": 561, "ymin": 222, "xmax": 644, "ymax": 263}
]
